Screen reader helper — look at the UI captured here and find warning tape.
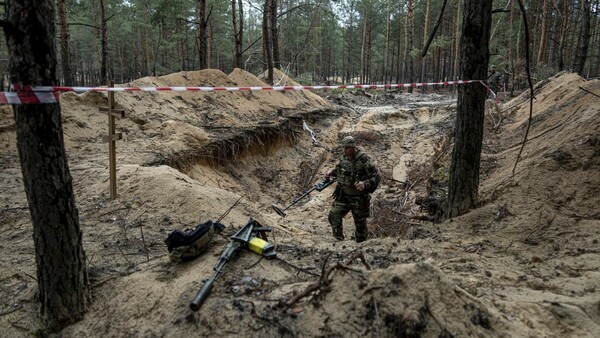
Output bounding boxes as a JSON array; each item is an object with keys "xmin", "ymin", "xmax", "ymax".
[
  {"xmin": 0, "ymin": 80, "xmax": 482, "ymax": 105},
  {"xmin": 0, "ymin": 91, "xmax": 61, "ymax": 105}
]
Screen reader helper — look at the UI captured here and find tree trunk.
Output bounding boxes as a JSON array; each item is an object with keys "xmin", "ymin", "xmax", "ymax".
[
  {"xmin": 263, "ymin": 0, "xmax": 274, "ymax": 84},
  {"xmin": 420, "ymin": 0, "xmax": 430, "ymax": 84},
  {"xmin": 57, "ymin": 0, "xmax": 73, "ymax": 85},
  {"xmin": 383, "ymin": 0, "xmax": 391, "ymax": 85},
  {"xmin": 360, "ymin": 9, "xmax": 368, "ymax": 83},
  {"xmin": 232, "ymin": 0, "xmax": 244, "ymax": 69},
  {"xmin": 509, "ymin": 0, "xmax": 515, "ymax": 95},
  {"xmin": 574, "ymin": 0, "xmax": 591, "ymax": 75},
  {"xmin": 536, "ymin": 0, "xmax": 548, "ymax": 66},
  {"xmin": 347, "ymin": 1, "xmax": 355, "ymax": 83},
  {"xmin": 177, "ymin": 18, "xmax": 185, "ymax": 71},
  {"xmin": 406, "ymin": 0, "xmax": 415, "ymax": 92},
  {"xmin": 100, "ymin": 0, "xmax": 108, "ymax": 83},
  {"xmin": 557, "ymin": 0, "xmax": 568, "ymax": 70},
  {"xmin": 549, "ymin": 1, "xmax": 559, "ymax": 68},
  {"xmin": 198, "ymin": 0, "xmax": 208, "ymax": 69},
  {"xmin": 566, "ymin": 3, "xmax": 577, "ymax": 69},
  {"xmin": 453, "ymin": 0, "xmax": 462, "ymax": 80},
  {"xmin": 447, "ymin": 0, "xmax": 493, "ymax": 218},
  {"xmin": 207, "ymin": 19, "xmax": 212, "ymax": 68},
  {"xmin": 594, "ymin": 0, "xmax": 600, "ymax": 77},
  {"xmin": 366, "ymin": 18, "xmax": 372, "ymax": 83},
  {"xmin": 3, "ymin": 0, "xmax": 89, "ymax": 331},
  {"xmin": 271, "ymin": 0, "xmax": 280, "ymax": 70},
  {"xmin": 395, "ymin": 0, "xmax": 404, "ymax": 83}
]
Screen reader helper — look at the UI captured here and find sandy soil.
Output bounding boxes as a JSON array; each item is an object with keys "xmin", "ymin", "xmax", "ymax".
[{"xmin": 0, "ymin": 69, "xmax": 599, "ymax": 337}]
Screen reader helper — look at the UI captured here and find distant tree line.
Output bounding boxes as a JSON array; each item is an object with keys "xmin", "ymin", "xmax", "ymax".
[{"xmin": 1, "ymin": 0, "xmax": 597, "ymax": 87}]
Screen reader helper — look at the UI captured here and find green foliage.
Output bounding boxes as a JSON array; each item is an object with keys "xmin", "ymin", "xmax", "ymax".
[{"xmin": 12, "ymin": 0, "xmax": 597, "ymax": 86}]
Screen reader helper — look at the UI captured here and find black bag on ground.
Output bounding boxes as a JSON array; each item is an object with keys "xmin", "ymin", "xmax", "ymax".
[{"xmin": 164, "ymin": 220, "xmax": 225, "ymax": 262}]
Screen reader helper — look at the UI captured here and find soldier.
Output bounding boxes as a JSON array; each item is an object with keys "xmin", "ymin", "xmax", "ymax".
[
  {"xmin": 325, "ymin": 136, "xmax": 380, "ymax": 242},
  {"xmin": 487, "ymin": 64, "xmax": 502, "ymax": 96}
]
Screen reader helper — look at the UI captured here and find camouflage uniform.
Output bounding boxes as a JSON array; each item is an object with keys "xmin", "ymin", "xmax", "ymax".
[
  {"xmin": 487, "ymin": 65, "xmax": 502, "ymax": 96},
  {"xmin": 328, "ymin": 139, "xmax": 379, "ymax": 242}
]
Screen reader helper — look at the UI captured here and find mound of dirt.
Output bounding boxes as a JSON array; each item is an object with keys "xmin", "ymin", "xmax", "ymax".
[{"xmin": 273, "ymin": 261, "xmax": 519, "ymax": 337}]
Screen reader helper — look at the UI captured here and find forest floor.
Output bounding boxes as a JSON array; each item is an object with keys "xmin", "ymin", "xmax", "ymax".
[{"xmin": 0, "ymin": 69, "xmax": 599, "ymax": 338}]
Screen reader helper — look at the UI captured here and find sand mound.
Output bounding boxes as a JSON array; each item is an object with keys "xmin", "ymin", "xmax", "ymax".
[{"xmin": 277, "ymin": 261, "xmax": 517, "ymax": 337}]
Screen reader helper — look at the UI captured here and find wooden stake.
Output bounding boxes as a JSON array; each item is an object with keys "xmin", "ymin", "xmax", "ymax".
[{"xmin": 107, "ymin": 81, "xmax": 117, "ymax": 199}]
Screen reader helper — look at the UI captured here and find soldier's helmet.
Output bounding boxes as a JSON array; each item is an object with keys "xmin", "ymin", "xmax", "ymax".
[
  {"xmin": 490, "ymin": 64, "xmax": 496, "ymax": 70},
  {"xmin": 341, "ymin": 135, "xmax": 356, "ymax": 148}
]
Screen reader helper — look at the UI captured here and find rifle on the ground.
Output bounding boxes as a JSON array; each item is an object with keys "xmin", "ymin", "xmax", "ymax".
[
  {"xmin": 189, "ymin": 218, "xmax": 276, "ymax": 311},
  {"xmin": 271, "ymin": 177, "xmax": 335, "ymax": 217}
]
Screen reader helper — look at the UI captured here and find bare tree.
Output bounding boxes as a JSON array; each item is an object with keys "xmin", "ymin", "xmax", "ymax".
[
  {"xmin": 271, "ymin": 0, "xmax": 280, "ymax": 70},
  {"xmin": 447, "ymin": 0, "xmax": 493, "ymax": 218},
  {"xmin": 198, "ymin": 0, "xmax": 208, "ymax": 69},
  {"xmin": 57, "ymin": 0, "xmax": 73, "ymax": 85},
  {"xmin": 574, "ymin": 0, "xmax": 591, "ymax": 76},
  {"xmin": 1, "ymin": 0, "xmax": 89, "ymax": 331},
  {"xmin": 347, "ymin": 0, "xmax": 356, "ymax": 83},
  {"xmin": 100, "ymin": 0, "xmax": 108, "ymax": 83},
  {"xmin": 232, "ymin": 0, "xmax": 244, "ymax": 69},
  {"xmin": 360, "ymin": 8, "xmax": 368, "ymax": 83},
  {"xmin": 263, "ymin": 0, "xmax": 274, "ymax": 84},
  {"xmin": 406, "ymin": 0, "xmax": 415, "ymax": 92},
  {"xmin": 536, "ymin": 0, "xmax": 549, "ymax": 66}
]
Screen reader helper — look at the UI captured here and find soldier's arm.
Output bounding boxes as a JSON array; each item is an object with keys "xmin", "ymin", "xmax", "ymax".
[
  {"xmin": 361, "ymin": 155, "xmax": 380, "ymax": 190},
  {"xmin": 325, "ymin": 160, "xmax": 341, "ymax": 178}
]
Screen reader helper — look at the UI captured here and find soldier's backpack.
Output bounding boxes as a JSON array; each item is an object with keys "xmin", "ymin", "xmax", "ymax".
[{"xmin": 164, "ymin": 220, "xmax": 225, "ymax": 263}]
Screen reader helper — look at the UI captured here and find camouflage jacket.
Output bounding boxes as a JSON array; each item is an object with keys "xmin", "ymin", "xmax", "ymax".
[
  {"xmin": 487, "ymin": 71, "xmax": 501, "ymax": 84},
  {"xmin": 332, "ymin": 149, "xmax": 379, "ymax": 196}
]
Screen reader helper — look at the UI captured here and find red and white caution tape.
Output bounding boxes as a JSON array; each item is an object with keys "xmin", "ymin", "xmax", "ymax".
[
  {"xmin": 0, "ymin": 91, "xmax": 61, "ymax": 104},
  {"xmin": 0, "ymin": 80, "xmax": 483, "ymax": 105}
]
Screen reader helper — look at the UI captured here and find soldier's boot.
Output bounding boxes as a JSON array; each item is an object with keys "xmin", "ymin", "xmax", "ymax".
[
  {"xmin": 354, "ymin": 219, "xmax": 368, "ymax": 243},
  {"xmin": 328, "ymin": 211, "xmax": 344, "ymax": 241}
]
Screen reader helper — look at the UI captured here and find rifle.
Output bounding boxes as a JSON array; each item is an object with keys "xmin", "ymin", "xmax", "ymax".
[
  {"xmin": 189, "ymin": 218, "xmax": 276, "ymax": 311},
  {"xmin": 271, "ymin": 177, "xmax": 335, "ymax": 217}
]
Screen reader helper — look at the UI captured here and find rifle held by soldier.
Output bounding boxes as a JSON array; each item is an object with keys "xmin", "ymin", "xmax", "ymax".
[{"xmin": 271, "ymin": 177, "xmax": 335, "ymax": 217}]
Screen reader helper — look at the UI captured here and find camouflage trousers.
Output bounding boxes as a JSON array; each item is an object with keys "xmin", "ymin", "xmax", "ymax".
[{"xmin": 328, "ymin": 194, "xmax": 370, "ymax": 242}]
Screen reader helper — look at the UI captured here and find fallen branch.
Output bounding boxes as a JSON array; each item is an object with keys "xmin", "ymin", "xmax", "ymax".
[
  {"xmin": 578, "ymin": 86, "xmax": 600, "ymax": 98},
  {"xmin": 283, "ymin": 251, "xmax": 370, "ymax": 309},
  {"xmin": 117, "ymin": 245, "xmax": 133, "ymax": 267},
  {"xmin": 275, "ymin": 257, "xmax": 319, "ymax": 277}
]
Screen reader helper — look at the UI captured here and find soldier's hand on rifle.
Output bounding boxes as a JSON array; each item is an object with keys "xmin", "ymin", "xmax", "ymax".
[
  {"xmin": 355, "ymin": 181, "xmax": 366, "ymax": 191},
  {"xmin": 325, "ymin": 169, "xmax": 334, "ymax": 178}
]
